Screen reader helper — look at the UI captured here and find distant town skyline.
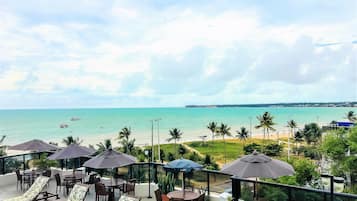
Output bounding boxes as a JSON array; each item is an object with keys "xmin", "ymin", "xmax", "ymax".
[{"xmin": 0, "ymin": 0, "xmax": 356, "ymax": 109}]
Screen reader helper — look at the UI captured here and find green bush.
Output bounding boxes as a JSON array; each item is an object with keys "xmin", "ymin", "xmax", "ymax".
[
  {"xmin": 188, "ymin": 152, "xmax": 202, "ymax": 162},
  {"xmin": 243, "ymin": 143, "xmax": 261, "ymax": 154},
  {"xmin": 263, "ymin": 143, "xmax": 283, "ymax": 156},
  {"xmin": 167, "ymin": 152, "xmax": 175, "ymax": 161},
  {"xmin": 178, "ymin": 144, "xmax": 187, "ymax": 156},
  {"xmin": 292, "ymin": 158, "xmax": 319, "ymax": 185},
  {"xmin": 202, "ymin": 154, "xmax": 219, "ymax": 170},
  {"xmin": 258, "ymin": 185, "xmax": 288, "ymax": 201},
  {"xmin": 302, "ymin": 146, "xmax": 321, "ymax": 160},
  {"xmin": 241, "ymin": 184, "xmax": 254, "ymax": 201}
]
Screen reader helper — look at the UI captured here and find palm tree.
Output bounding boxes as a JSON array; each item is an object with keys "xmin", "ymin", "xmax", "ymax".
[
  {"xmin": 96, "ymin": 139, "xmax": 112, "ymax": 153},
  {"xmin": 121, "ymin": 138, "xmax": 136, "ymax": 154},
  {"xmin": 287, "ymin": 120, "xmax": 297, "ymax": 136},
  {"xmin": 346, "ymin": 111, "xmax": 357, "ymax": 122},
  {"xmin": 118, "ymin": 127, "xmax": 131, "ymax": 152},
  {"xmin": 302, "ymin": 123, "xmax": 322, "ymax": 145},
  {"xmin": 118, "ymin": 127, "xmax": 131, "ymax": 141},
  {"xmin": 217, "ymin": 123, "xmax": 231, "ymax": 164},
  {"xmin": 286, "ymin": 120, "xmax": 297, "ymax": 159},
  {"xmin": 207, "ymin": 122, "xmax": 217, "ymax": 142},
  {"xmin": 293, "ymin": 130, "xmax": 304, "ymax": 155},
  {"xmin": 236, "ymin": 127, "xmax": 249, "ymax": 145},
  {"xmin": 255, "ymin": 112, "xmax": 276, "ymax": 140},
  {"xmin": 167, "ymin": 128, "xmax": 183, "ymax": 157},
  {"xmin": 62, "ymin": 136, "xmax": 82, "ymax": 146}
]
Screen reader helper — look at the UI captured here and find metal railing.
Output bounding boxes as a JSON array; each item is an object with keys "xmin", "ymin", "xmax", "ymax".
[
  {"xmin": 231, "ymin": 177, "xmax": 357, "ymax": 201},
  {"xmin": 0, "ymin": 152, "xmax": 44, "ymax": 174},
  {"xmin": 1, "ymin": 152, "xmax": 357, "ymax": 201}
]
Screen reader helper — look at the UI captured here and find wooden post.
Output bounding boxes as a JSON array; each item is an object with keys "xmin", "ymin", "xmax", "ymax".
[
  {"xmin": 207, "ymin": 171, "xmax": 210, "ymax": 195},
  {"xmin": 330, "ymin": 175, "xmax": 334, "ymax": 201},
  {"xmin": 231, "ymin": 177, "xmax": 240, "ymax": 201},
  {"xmin": 22, "ymin": 155, "xmax": 26, "ymax": 171}
]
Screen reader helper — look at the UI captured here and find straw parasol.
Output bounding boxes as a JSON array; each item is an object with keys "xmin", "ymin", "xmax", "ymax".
[
  {"xmin": 48, "ymin": 144, "xmax": 95, "ymax": 160},
  {"xmin": 221, "ymin": 150, "xmax": 294, "ymax": 178},
  {"xmin": 82, "ymin": 148, "xmax": 136, "ymax": 169},
  {"xmin": 9, "ymin": 139, "xmax": 58, "ymax": 152}
]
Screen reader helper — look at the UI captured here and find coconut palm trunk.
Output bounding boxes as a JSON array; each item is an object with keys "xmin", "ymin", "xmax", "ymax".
[
  {"xmin": 174, "ymin": 139, "xmax": 177, "ymax": 157},
  {"xmin": 223, "ymin": 135, "xmax": 227, "ymax": 164}
]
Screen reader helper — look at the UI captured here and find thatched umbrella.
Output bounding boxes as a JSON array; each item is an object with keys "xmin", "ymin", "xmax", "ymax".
[
  {"xmin": 221, "ymin": 150, "xmax": 294, "ymax": 178},
  {"xmin": 9, "ymin": 139, "xmax": 58, "ymax": 152}
]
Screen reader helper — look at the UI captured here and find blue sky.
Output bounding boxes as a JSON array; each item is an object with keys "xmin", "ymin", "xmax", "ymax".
[{"xmin": 0, "ymin": 0, "xmax": 356, "ymax": 108}]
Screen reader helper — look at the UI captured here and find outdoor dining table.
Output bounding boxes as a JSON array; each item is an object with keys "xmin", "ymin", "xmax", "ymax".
[
  {"xmin": 101, "ymin": 179, "xmax": 126, "ymax": 201},
  {"xmin": 64, "ymin": 174, "xmax": 84, "ymax": 195},
  {"xmin": 22, "ymin": 170, "xmax": 41, "ymax": 184},
  {"xmin": 167, "ymin": 190, "xmax": 200, "ymax": 201}
]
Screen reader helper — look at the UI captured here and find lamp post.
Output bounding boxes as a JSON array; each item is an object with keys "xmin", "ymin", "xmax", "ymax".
[
  {"xmin": 145, "ymin": 149, "xmax": 152, "ymax": 198},
  {"xmin": 150, "ymin": 120, "xmax": 155, "ymax": 162},
  {"xmin": 155, "ymin": 118, "xmax": 162, "ymax": 162}
]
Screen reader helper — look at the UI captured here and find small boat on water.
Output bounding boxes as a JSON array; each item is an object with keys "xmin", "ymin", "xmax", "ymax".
[
  {"xmin": 60, "ymin": 124, "xmax": 69, "ymax": 128},
  {"xmin": 70, "ymin": 117, "xmax": 80, "ymax": 121}
]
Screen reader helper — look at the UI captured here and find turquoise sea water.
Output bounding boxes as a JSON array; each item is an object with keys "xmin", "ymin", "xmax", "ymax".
[{"xmin": 0, "ymin": 107, "xmax": 355, "ymax": 145}]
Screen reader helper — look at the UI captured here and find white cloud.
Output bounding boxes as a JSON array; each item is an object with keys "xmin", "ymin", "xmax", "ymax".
[
  {"xmin": 0, "ymin": 68, "xmax": 28, "ymax": 91},
  {"xmin": 0, "ymin": 1, "xmax": 355, "ymax": 108}
]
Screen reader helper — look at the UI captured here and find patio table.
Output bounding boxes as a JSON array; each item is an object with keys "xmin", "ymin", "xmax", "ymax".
[
  {"xmin": 167, "ymin": 190, "xmax": 200, "ymax": 201},
  {"xmin": 101, "ymin": 179, "xmax": 126, "ymax": 201},
  {"xmin": 64, "ymin": 175, "xmax": 83, "ymax": 195},
  {"xmin": 22, "ymin": 170, "xmax": 41, "ymax": 184}
]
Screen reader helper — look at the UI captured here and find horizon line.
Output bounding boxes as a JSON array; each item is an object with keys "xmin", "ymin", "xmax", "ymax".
[{"xmin": 0, "ymin": 100, "xmax": 356, "ymax": 110}]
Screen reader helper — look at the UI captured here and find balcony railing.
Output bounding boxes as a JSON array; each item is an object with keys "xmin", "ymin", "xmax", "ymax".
[
  {"xmin": 231, "ymin": 177, "xmax": 357, "ymax": 201},
  {"xmin": 1, "ymin": 152, "xmax": 357, "ymax": 201}
]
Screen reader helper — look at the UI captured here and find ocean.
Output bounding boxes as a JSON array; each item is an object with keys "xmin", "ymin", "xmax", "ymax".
[{"xmin": 0, "ymin": 107, "xmax": 355, "ymax": 146}]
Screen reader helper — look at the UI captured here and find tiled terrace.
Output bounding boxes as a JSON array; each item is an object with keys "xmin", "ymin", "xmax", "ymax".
[{"xmin": 0, "ymin": 178, "xmax": 157, "ymax": 201}]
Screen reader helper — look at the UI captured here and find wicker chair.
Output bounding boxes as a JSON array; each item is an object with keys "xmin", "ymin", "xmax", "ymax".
[
  {"xmin": 95, "ymin": 182, "xmax": 110, "ymax": 201},
  {"xmin": 55, "ymin": 174, "xmax": 66, "ymax": 193},
  {"xmin": 124, "ymin": 179, "xmax": 136, "ymax": 196},
  {"xmin": 154, "ymin": 189, "xmax": 162, "ymax": 201},
  {"xmin": 15, "ymin": 169, "xmax": 23, "ymax": 190},
  {"xmin": 42, "ymin": 169, "xmax": 51, "ymax": 177}
]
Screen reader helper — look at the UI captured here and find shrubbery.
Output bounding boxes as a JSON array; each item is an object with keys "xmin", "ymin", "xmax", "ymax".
[
  {"xmin": 264, "ymin": 143, "xmax": 283, "ymax": 156},
  {"xmin": 243, "ymin": 143, "xmax": 261, "ymax": 154},
  {"xmin": 243, "ymin": 142, "xmax": 283, "ymax": 156}
]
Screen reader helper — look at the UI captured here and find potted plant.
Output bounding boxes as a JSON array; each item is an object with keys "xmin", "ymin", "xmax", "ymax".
[
  {"xmin": 33, "ymin": 153, "xmax": 58, "ymax": 171},
  {"xmin": 158, "ymin": 173, "xmax": 175, "ymax": 201}
]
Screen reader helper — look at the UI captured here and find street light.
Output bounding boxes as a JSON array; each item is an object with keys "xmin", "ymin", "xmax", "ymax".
[
  {"xmin": 150, "ymin": 120, "xmax": 154, "ymax": 162},
  {"xmin": 144, "ymin": 149, "xmax": 152, "ymax": 198},
  {"xmin": 155, "ymin": 118, "xmax": 162, "ymax": 162}
]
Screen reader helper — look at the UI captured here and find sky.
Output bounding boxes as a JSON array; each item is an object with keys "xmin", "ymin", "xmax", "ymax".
[{"xmin": 0, "ymin": 0, "xmax": 356, "ymax": 109}]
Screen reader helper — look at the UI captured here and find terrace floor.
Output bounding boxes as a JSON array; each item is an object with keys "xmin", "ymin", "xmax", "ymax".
[{"xmin": 0, "ymin": 179, "xmax": 156, "ymax": 201}]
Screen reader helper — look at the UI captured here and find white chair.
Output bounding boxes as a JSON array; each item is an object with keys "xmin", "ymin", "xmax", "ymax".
[
  {"xmin": 67, "ymin": 184, "xmax": 89, "ymax": 201},
  {"xmin": 4, "ymin": 176, "xmax": 58, "ymax": 201}
]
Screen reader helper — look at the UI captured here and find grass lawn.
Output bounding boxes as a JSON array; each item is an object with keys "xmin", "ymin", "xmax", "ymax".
[
  {"xmin": 146, "ymin": 143, "xmax": 192, "ymax": 160},
  {"xmin": 146, "ymin": 138, "xmax": 288, "ymax": 166},
  {"xmin": 185, "ymin": 138, "xmax": 275, "ymax": 164}
]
